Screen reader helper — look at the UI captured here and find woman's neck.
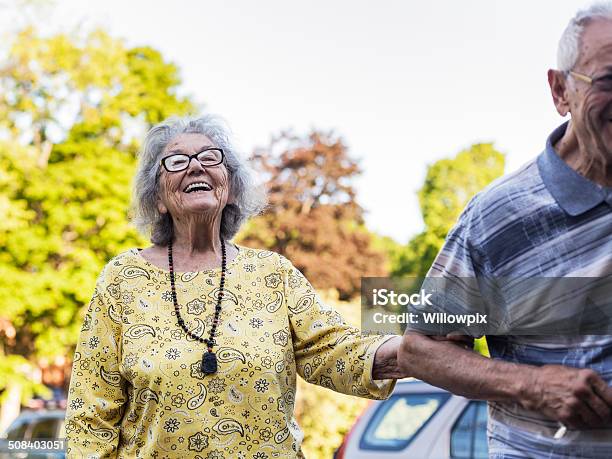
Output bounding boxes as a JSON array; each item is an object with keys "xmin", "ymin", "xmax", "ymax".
[{"xmin": 171, "ymin": 213, "xmax": 222, "ymax": 256}]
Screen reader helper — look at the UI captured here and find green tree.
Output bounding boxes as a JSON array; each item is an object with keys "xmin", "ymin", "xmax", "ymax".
[
  {"xmin": 0, "ymin": 27, "xmax": 192, "ymax": 404},
  {"xmin": 392, "ymin": 143, "xmax": 505, "ymax": 278},
  {"xmin": 389, "ymin": 144, "xmax": 504, "ymax": 358}
]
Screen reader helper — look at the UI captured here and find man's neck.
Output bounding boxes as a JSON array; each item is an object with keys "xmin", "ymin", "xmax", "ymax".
[{"xmin": 554, "ymin": 121, "xmax": 612, "ymax": 187}]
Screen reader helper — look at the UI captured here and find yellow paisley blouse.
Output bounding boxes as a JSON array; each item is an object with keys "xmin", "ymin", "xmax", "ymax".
[{"xmin": 65, "ymin": 245, "xmax": 397, "ymax": 458}]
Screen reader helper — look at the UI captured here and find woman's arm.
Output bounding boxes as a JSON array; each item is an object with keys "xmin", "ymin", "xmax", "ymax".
[
  {"xmin": 65, "ymin": 273, "xmax": 127, "ymax": 458},
  {"xmin": 280, "ymin": 256, "xmax": 397, "ymax": 400}
]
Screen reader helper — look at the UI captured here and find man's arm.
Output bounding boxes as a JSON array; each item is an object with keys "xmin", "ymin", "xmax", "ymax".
[
  {"xmin": 397, "ymin": 333, "xmax": 612, "ymax": 430},
  {"xmin": 372, "ymin": 192, "xmax": 612, "ymax": 430}
]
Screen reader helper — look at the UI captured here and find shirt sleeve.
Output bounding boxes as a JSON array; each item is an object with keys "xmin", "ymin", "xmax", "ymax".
[
  {"xmin": 65, "ymin": 267, "xmax": 127, "ymax": 458},
  {"xmin": 427, "ymin": 196, "xmax": 486, "ymax": 278},
  {"xmin": 280, "ymin": 256, "xmax": 397, "ymax": 400},
  {"xmin": 415, "ymin": 197, "xmax": 506, "ymax": 336}
]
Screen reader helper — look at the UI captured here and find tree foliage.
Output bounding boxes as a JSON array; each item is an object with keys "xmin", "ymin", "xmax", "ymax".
[
  {"xmin": 0, "ymin": 28, "xmax": 192, "ymax": 394},
  {"xmin": 238, "ymin": 131, "xmax": 387, "ymax": 299},
  {"xmin": 391, "ymin": 143, "xmax": 505, "ymax": 278}
]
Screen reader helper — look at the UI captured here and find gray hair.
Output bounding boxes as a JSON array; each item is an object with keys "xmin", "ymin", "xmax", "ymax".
[
  {"xmin": 557, "ymin": 1, "xmax": 612, "ymax": 71},
  {"xmin": 130, "ymin": 115, "xmax": 267, "ymax": 245}
]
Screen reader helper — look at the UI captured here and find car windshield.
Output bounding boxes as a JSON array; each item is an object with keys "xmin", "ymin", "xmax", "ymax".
[{"xmin": 360, "ymin": 392, "xmax": 450, "ymax": 450}]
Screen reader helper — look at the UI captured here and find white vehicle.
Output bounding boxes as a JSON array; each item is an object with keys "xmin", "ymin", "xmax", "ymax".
[{"xmin": 334, "ymin": 380, "xmax": 488, "ymax": 459}]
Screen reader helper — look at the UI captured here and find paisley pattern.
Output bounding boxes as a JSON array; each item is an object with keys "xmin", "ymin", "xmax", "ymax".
[
  {"xmin": 65, "ymin": 246, "xmax": 396, "ymax": 458},
  {"xmin": 216, "ymin": 347, "xmax": 246, "ymax": 364}
]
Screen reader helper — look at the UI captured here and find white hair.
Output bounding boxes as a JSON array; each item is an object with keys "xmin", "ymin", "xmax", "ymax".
[
  {"xmin": 131, "ymin": 115, "xmax": 267, "ymax": 245},
  {"xmin": 557, "ymin": 1, "xmax": 612, "ymax": 71}
]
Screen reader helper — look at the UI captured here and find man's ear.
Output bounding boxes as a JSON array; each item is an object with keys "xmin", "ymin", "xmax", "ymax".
[{"xmin": 548, "ymin": 69, "xmax": 571, "ymax": 117}]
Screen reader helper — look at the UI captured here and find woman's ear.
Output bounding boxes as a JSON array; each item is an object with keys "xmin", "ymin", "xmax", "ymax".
[{"xmin": 157, "ymin": 199, "xmax": 168, "ymax": 214}]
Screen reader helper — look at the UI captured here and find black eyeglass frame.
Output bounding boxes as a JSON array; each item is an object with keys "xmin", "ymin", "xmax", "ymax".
[{"xmin": 159, "ymin": 148, "xmax": 225, "ymax": 173}]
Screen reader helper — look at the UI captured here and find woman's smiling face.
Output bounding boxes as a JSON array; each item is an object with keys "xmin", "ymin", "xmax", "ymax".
[{"xmin": 157, "ymin": 133, "xmax": 231, "ymax": 221}]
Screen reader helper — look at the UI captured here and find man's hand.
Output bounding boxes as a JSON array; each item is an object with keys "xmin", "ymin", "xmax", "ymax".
[{"xmin": 522, "ymin": 365, "xmax": 612, "ymax": 429}]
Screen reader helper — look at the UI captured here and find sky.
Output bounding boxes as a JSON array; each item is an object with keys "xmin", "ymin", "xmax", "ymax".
[{"xmin": 2, "ymin": 0, "xmax": 599, "ymax": 242}]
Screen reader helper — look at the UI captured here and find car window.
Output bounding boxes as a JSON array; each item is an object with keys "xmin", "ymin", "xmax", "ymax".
[
  {"xmin": 6, "ymin": 422, "xmax": 28, "ymax": 440},
  {"xmin": 359, "ymin": 392, "xmax": 450, "ymax": 451},
  {"xmin": 451, "ymin": 401, "xmax": 488, "ymax": 459},
  {"xmin": 473, "ymin": 401, "xmax": 488, "ymax": 457},
  {"xmin": 30, "ymin": 418, "xmax": 58, "ymax": 439}
]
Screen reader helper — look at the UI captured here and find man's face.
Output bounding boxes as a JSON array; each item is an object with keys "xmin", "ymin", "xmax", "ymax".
[{"xmin": 567, "ymin": 18, "xmax": 612, "ymax": 159}]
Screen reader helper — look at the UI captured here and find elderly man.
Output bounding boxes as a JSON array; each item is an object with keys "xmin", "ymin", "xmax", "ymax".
[{"xmin": 392, "ymin": 3, "xmax": 612, "ymax": 458}]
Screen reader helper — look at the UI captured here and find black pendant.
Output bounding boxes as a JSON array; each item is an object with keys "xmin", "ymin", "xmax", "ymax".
[{"xmin": 202, "ymin": 351, "xmax": 217, "ymax": 375}]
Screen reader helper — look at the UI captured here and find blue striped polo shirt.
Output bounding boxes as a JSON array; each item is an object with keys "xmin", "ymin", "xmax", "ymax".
[{"xmin": 427, "ymin": 122, "xmax": 612, "ymax": 458}]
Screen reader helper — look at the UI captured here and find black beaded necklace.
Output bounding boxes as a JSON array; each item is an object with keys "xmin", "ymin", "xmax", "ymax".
[{"xmin": 168, "ymin": 239, "xmax": 226, "ymax": 375}]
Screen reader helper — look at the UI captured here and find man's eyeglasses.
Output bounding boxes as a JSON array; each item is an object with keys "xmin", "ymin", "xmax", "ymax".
[
  {"xmin": 568, "ymin": 70, "xmax": 612, "ymax": 92},
  {"xmin": 160, "ymin": 148, "xmax": 225, "ymax": 172}
]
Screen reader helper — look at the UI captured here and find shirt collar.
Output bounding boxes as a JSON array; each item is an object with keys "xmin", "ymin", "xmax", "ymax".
[{"xmin": 537, "ymin": 121, "xmax": 612, "ymax": 216}]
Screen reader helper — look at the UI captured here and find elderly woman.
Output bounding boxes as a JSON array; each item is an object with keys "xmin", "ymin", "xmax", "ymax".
[{"xmin": 65, "ymin": 116, "xmax": 404, "ymax": 458}]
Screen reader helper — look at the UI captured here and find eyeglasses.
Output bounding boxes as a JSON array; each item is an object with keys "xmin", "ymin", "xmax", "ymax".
[
  {"xmin": 568, "ymin": 70, "xmax": 612, "ymax": 92},
  {"xmin": 160, "ymin": 148, "xmax": 225, "ymax": 172}
]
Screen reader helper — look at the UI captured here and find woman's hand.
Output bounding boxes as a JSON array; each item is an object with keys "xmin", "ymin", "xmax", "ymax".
[
  {"xmin": 372, "ymin": 333, "xmax": 473, "ymax": 380},
  {"xmin": 372, "ymin": 337, "xmax": 403, "ymax": 380}
]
